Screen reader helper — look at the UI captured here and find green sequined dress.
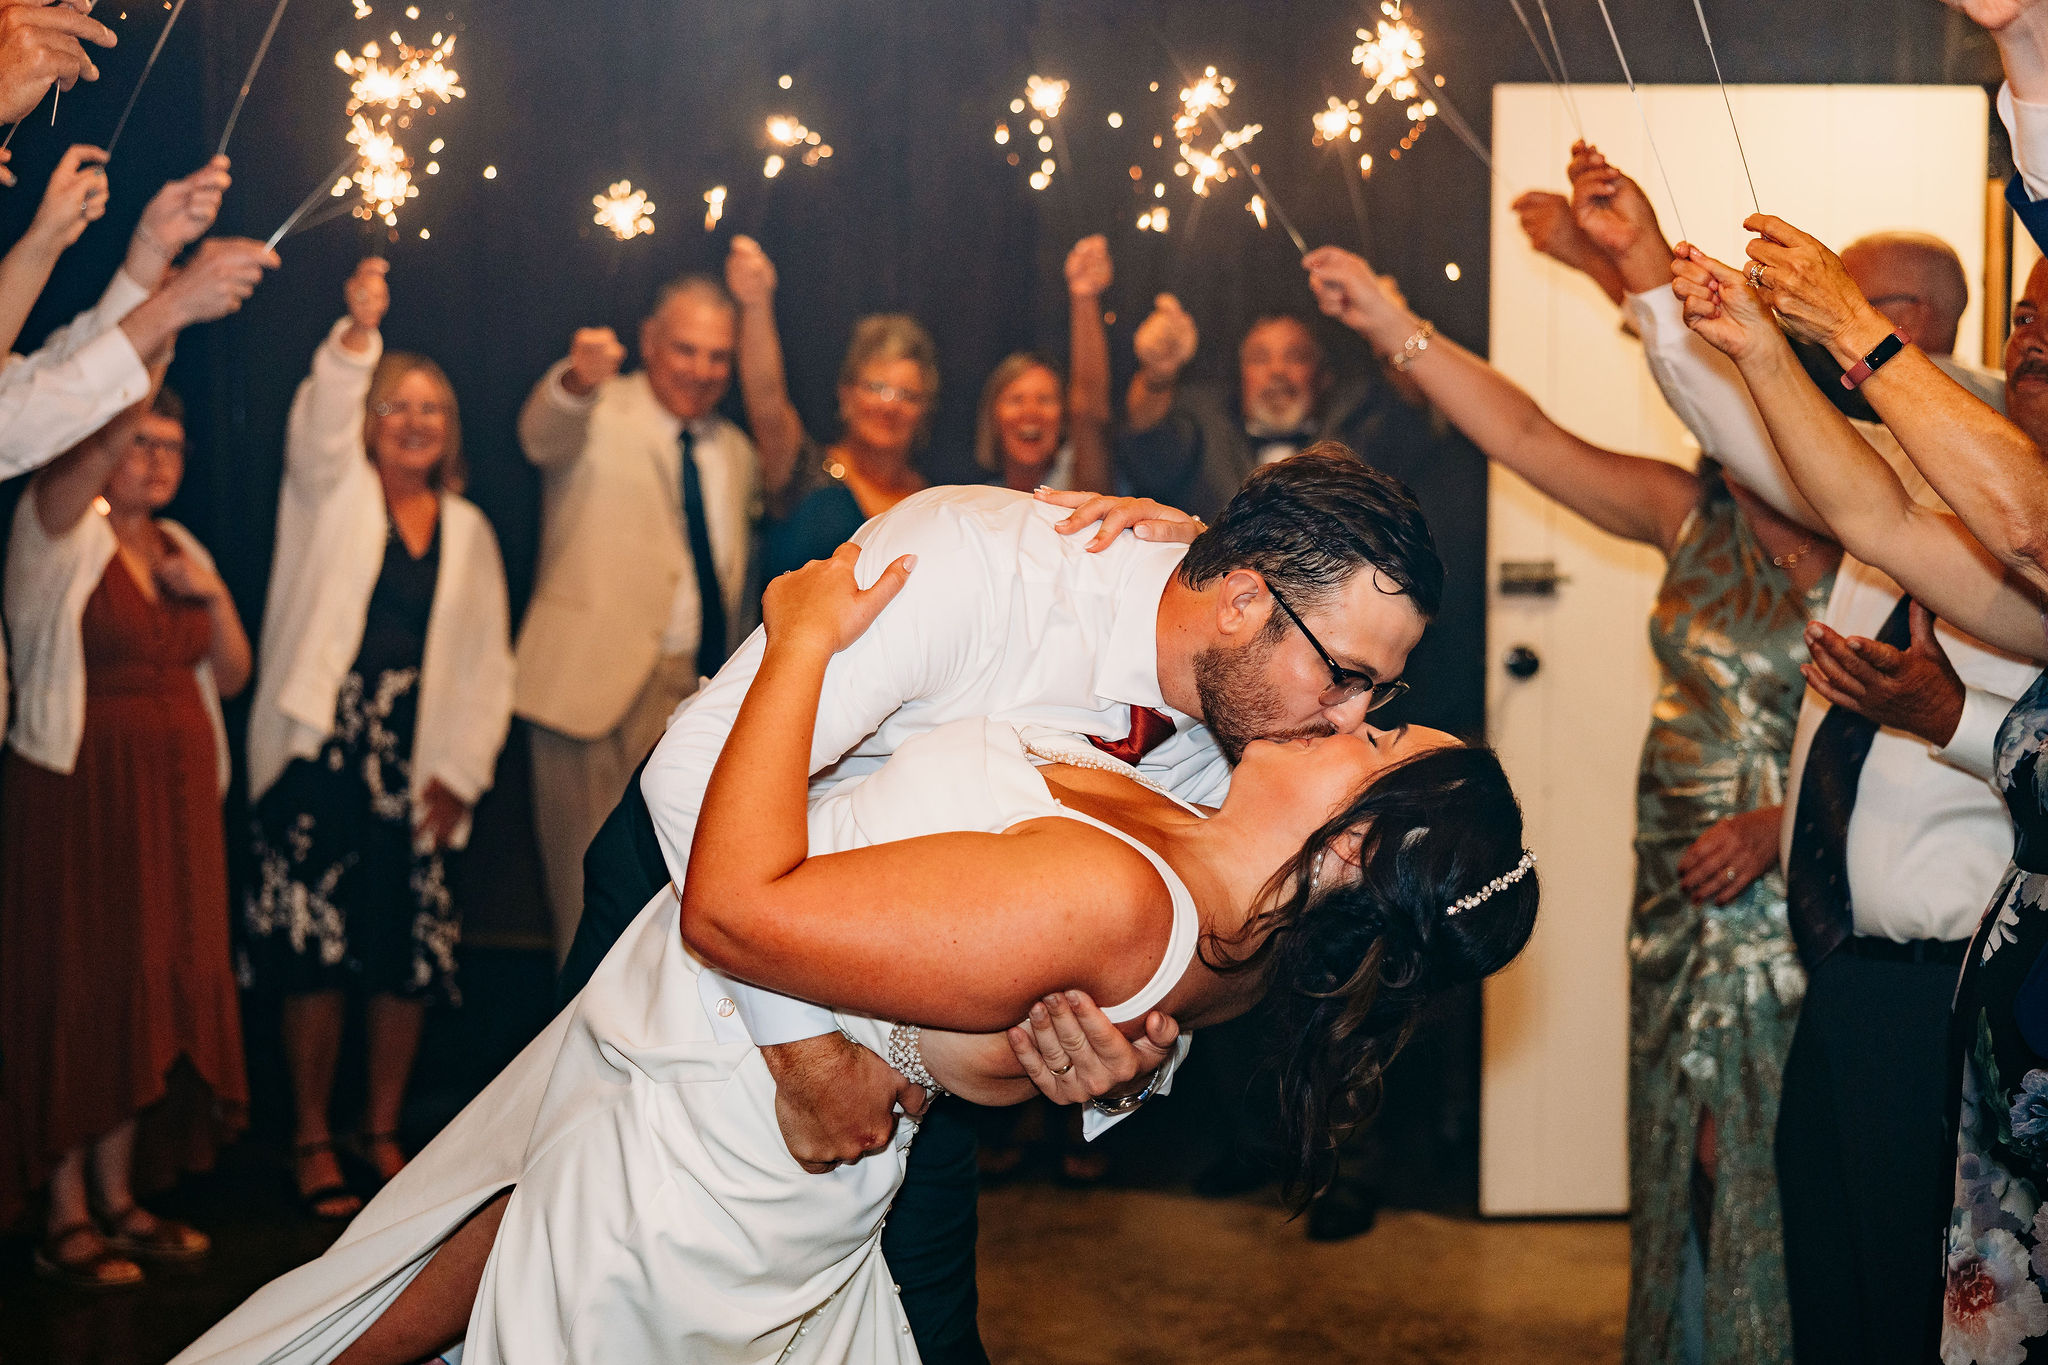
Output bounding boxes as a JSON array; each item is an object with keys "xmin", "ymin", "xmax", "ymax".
[{"xmin": 1626, "ymin": 475, "xmax": 1829, "ymax": 1365}]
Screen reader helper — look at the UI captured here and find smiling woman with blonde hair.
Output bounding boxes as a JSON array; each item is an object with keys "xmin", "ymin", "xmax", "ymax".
[{"xmin": 242, "ymin": 257, "xmax": 514, "ymax": 1222}]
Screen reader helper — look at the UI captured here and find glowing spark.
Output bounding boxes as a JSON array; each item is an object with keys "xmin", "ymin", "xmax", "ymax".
[
  {"xmin": 1353, "ymin": 4, "xmax": 1426, "ymax": 105},
  {"xmin": 1028, "ymin": 118, "xmax": 1043, "ymax": 135},
  {"xmin": 346, "ymin": 112, "xmax": 419, "ymax": 222},
  {"xmin": 1136, "ymin": 205, "xmax": 1169, "ymax": 232},
  {"xmin": 352, "ymin": 0, "xmax": 370, "ymax": 15},
  {"xmin": 763, "ymin": 154, "xmax": 784, "ymax": 178},
  {"xmin": 1037, "ymin": 135, "xmax": 1052, "ymax": 152},
  {"xmin": 337, "ymin": 30, "xmax": 462, "ymax": 116},
  {"xmin": 778, "ymin": 74, "xmax": 792, "ymax": 89},
  {"xmin": 1107, "ymin": 111, "xmax": 1122, "ymax": 127},
  {"xmin": 1182, "ymin": 122, "xmax": 1260, "ymax": 196},
  {"xmin": 428, "ymin": 136, "xmax": 443, "ymax": 152},
  {"xmin": 1029, "ymin": 171, "xmax": 1050, "ymax": 190},
  {"xmin": 994, "ymin": 123, "xmax": 1009, "ymax": 145},
  {"xmin": 1247, "ymin": 195, "xmax": 1268, "ymax": 228},
  {"xmin": 1025, "ymin": 74, "xmax": 1068, "ymax": 120},
  {"xmin": 1010, "ymin": 98, "xmax": 1025, "ymax": 114},
  {"xmin": 766, "ymin": 114, "xmax": 808, "ymax": 147},
  {"xmin": 425, "ymin": 160, "xmax": 438, "ymax": 174},
  {"xmin": 1312, "ymin": 96, "xmax": 1362, "ymax": 147},
  {"xmin": 703, "ymin": 184, "xmax": 726, "ymax": 230},
  {"xmin": 1359, "ymin": 152, "xmax": 1374, "ymax": 176},
  {"xmin": 1445, "ymin": 262, "xmax": 1462, "ymax": 280},
  {"xmin": 418, "ymin": 228, "xmax": 429, "ymax": 239},
  {"xmin": 403, "ymin": 4, "xmax": 416, "ymax": 15},
  {"xmin": 592, "ymin": 180, "xmax": 655, "ymax": 240},
  {"xmin": 1173, "ymin": 66, "xmax": 1233, "ymax": 144},
  {"xmin": 483, "ymin": 165, "xmax": 496, "ymax": 179}
]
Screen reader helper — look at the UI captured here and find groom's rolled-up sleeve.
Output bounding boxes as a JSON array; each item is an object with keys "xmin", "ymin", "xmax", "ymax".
[{"xmin": 641, "ymin": 499, "xmax": 990, "ymax": 1045}]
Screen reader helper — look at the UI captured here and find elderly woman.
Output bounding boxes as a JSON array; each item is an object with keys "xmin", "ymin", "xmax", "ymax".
[
  {"xmin": 722, "ymin": 235, "xmax": 942, "ymax": 580},
  {"xmin": 1, "ymin": 385, "xmax": 251, "ymax": 1290},
  {"xmin": 243, "ymin": 258, "xmax": 514, "ymax": 1221},
  {"xmin": 972, "ymin": 235, "xmax": 1115, "ymax": 496}
]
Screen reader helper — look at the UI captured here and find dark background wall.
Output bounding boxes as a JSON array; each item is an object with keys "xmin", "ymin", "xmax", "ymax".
[{"xmin": 0, "ymin": 0, "xmax": 2007, "ymax": 941}]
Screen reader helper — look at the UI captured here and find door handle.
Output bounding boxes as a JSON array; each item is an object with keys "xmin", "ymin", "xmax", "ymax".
[{"xmin": 1504, "ymin": 645, "xmax": 1541, "ymax": 680}]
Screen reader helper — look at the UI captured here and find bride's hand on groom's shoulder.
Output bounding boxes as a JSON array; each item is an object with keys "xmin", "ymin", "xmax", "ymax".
[
  {"xmin": 1007, "ymin": 991, "xmax": 1180, "ymax": 1105},
  {"xmin": 1036, "ymin": 488, "xmax": 1204, "ymax": 552},
  {"xmin": 762, "ymin": 543, "xmax": 918, "ymax": 656}
]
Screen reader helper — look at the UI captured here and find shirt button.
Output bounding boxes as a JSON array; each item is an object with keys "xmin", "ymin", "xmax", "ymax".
[{"xmin": 717, "ymin": 997, "xmax": 737, "ymax": 1017}]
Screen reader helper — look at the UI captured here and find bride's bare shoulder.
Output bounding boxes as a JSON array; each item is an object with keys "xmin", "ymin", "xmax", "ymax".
[{"xmin": 1002, "ymin": 816, "xmax": 1177, "ymax": 945}]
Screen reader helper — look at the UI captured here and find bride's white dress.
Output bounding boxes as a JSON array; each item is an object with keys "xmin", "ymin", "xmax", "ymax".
[{"xmin": 172, "ymin": 720, "xmax": 1201, "ymax": 1365}]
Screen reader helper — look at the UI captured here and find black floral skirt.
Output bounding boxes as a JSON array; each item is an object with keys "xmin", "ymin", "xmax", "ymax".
[{"xmin": 240, "ymin": 667, "xmax": 460, "ymax": 1004}]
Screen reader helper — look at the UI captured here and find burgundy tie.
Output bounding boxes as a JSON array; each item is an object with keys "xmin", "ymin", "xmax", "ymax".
[{"xmin": 1089, "ymin": 705, "xmax": 1177, "ymax": 765}]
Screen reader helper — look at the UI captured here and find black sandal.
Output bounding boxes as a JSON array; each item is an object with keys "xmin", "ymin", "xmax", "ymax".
[{"xmin": 292, "ymin": 1140, "xmax": 363, "ymax": 1221}]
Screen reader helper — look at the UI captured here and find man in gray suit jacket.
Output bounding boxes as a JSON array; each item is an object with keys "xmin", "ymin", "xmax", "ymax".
[{"xmin": 515, "ymin": 277, "xmax": 796, "ymax": 961}]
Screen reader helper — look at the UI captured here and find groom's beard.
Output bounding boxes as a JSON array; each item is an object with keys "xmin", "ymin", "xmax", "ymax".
[{"xmin": 1193, "ymin": 633, "xmax": 1332, "ymax": 764}]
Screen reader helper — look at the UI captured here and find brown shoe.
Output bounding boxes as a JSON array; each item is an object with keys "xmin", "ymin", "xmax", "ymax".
[
  {"xmin": 97, "ymin": 1203, "xmax": 210, "ymax": 1264},
  {"xmin": 33, "ymin": 1221, "xmax": 144, "ymax": 1290}
]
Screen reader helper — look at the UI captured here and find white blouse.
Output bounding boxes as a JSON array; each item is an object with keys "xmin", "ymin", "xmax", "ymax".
[
  {"xmin": 245, "ymin": 319, "xmax": 515, "ymax": 846},
  {"xmin": 4, "ymin": 487, "xmax": 230, "ymax": 790}
]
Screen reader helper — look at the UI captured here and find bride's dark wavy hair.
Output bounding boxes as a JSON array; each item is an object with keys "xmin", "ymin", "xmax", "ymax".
[{"xmin": 1204, "ymin": 743, "xmax": 1539, "ymax": 1208}]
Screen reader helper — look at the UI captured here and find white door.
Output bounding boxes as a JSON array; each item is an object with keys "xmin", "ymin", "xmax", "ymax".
[{"xmin": 1479, "ymin": 83, "xmax": 1989, "ymax": 1216}]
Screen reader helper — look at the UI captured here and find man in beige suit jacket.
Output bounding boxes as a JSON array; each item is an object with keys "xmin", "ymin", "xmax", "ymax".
[{"xmin": 516, "ymin": 277, "xmax": 794, "ymax": 960}]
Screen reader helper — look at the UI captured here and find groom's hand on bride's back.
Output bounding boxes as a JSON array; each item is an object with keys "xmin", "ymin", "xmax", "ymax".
[{"xmin": 763, "ymin": 1034, "xmax": 930, "ymax": 1174}]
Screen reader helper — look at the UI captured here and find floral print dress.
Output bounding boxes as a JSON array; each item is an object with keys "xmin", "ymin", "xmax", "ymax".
[
  {"xmin": 241, "ymin": 517, "xmax": 460, "ymax": 1004},
  {"xmin": 1945, "ymin": 667, "xmax": 2048, "ymax": 1363}
]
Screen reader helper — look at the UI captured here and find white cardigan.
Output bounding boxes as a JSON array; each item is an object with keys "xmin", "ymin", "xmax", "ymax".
[
  {"xmin": 245, "ymin": 319, "xmax": 514, "ymax": 847},
  {"xmin": 4, "ymin": 487, "xmax": 231, "ymax": 790}
]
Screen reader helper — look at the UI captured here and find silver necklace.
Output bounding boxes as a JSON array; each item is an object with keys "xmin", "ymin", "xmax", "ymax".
[{"xmin": 1021, "ymin": 738, "xmax": 1173, "ymax": 800}]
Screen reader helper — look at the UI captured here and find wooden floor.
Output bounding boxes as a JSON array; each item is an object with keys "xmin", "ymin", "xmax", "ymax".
[{"xmin": 979, "ymin": 1188, "xmax": 1627, "ymax": 1365}]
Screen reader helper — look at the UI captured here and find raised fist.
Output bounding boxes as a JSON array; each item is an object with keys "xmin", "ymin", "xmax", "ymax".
[
  {"xmin": 1132, "ymin": 293, "xmax": 1197, "ymax": 384},
  {"xmin": 344, "ymin": 257, "xmax": 390, "ymax": 331},
  {"xmin": 566, "ymin": 326, "xmax": 626, "ymax": 394}
]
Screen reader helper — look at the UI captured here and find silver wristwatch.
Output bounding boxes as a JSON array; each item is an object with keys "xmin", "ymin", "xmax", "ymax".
[{"xmin": 1089, "ymin": 1063, "xmax": 1167, "ymax": 1118}]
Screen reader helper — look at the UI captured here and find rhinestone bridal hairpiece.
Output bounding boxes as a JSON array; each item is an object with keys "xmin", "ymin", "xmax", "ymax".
[{"xmin": 1448, "ymin": 850, "xmax": 1536, "ymax": 917}]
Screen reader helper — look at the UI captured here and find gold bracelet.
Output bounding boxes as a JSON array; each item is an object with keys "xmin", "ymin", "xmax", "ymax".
[{"xmin": 1389, "ymin": 320, "xmax": 1435, "ymax": 371}]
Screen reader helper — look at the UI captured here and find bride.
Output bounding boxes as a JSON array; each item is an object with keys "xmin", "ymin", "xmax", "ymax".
[{"xmin": 176, "ymin": 544, "xmax": 1540, "ymax": 1365}]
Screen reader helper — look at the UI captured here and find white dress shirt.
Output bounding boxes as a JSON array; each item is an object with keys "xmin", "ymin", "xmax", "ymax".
[
  {"xmin": 0, "ymin": 269, "xmax": 152, "ymax": 479},
  {"xmin": 1625, "ymin": 286, "xmax": 2036, "ymax": 941},
  {"xmin": 641, "ymin": 484, "xmax": 1232, "ymax": 1051},
  {"xmin": 2003, "ymin": 82, "xmax": 2048, "ymax": 204}
]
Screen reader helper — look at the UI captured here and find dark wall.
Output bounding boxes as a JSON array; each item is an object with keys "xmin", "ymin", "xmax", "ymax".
[{"xmin": 0, "ymin": 0, "xmax": 2002, "ymax": 936}]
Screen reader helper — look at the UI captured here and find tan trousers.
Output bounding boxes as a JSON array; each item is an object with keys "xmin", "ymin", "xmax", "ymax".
[{"xmin": 528, "ymin": 654, "xmax": 699, "ymax": 965}]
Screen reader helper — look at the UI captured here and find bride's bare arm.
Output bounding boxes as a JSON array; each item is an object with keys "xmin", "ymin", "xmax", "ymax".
[{"xmin": 680, "ymin": 546, "xmax": 1173, "ymax": 1035}]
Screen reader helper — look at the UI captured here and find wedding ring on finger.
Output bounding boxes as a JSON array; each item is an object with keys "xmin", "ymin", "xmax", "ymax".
[
  {"xmin": 1047, "ymin": 1059, "xmax": 1074, "ymax": 1076},
  {"xmin": 1724, "ymin": 867, "xmax": 1737, "ymax": 882},
  {"xmin": 1746, "ymin": 261, "xmax": 1768, "ymax": 291}
]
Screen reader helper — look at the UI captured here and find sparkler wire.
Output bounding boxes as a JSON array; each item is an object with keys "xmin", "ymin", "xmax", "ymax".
[
  {"xmin": 1427, "ymin": 84, "xmax": 1496, "ymax": 178},
  {"xmin": 1688, "ymin": 0, "xmax": 1760, "ymax": 213},
  {"xmin": 1532, "ymin": 0, "xmax": 1582, "ymax": 117},
  {"xmin": 107, "ymin": 0, "xmax": 188, "ymax": 159},
  {"xmin": 1589, "ymin": 0, "xmax": 1687, "ymax": 242},
  {"xmin": 216, "ymin": 0, "xmax": 293, "ymax": 159},
  {"xmin": 264, "ymin": 148, "xmax": 357, "ymax": 252},
  {"xmin": 1505, "ymin": 0, "xmax": 1582, "ymax": 137},
  {"xmin": 1201, "ymin": 105, "xmax": 1306, "ymax": 255}
]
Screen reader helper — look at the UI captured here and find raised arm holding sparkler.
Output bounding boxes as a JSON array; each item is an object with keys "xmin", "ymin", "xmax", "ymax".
[
  {"xmin": 0, "ymin": 0, "xmax": 113, "ymax": 129},
  {"xmin": 0, "ymin": 144, "xmax": 107, "ymax": 354}
]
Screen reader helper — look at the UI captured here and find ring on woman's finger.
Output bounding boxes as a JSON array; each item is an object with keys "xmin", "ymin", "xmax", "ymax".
[
  {"xmin": 1047, "ymin": 1059, "xmax": 1074, "ymax": 1076},
  {"xmin": 1723, "ymin": 866, "xmax": 1737, "ymax": 882},
  {"xmin": 1745, "ymin": 261, "xmax": 1768, "ymax": 290}
]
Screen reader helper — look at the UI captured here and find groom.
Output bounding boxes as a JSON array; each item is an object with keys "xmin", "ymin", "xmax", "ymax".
[{"xmin": 558, "ymin": 446, "xmax": 1443, "ymax": 1364}]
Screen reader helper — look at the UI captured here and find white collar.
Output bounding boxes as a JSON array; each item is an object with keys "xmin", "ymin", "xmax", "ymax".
[{"xmin": 1093, "ymin": 544, "xmax": 1187, "ymax": 715}]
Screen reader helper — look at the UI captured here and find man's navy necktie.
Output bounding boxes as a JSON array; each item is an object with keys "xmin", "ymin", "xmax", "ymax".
[
  {"xmin": 1784, "ymin": 595, "xmax": 1914, "ymax": 968},
  {"xmin": 679, "ymin": 428, "xmax": 727, "ymax": 679}
]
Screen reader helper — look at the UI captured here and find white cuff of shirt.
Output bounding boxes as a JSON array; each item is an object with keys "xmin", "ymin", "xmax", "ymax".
[
  {"xmin": 1937, "ymin": 685, "xmax": 2013, "ymax": 785},
  {"xmin": 2003, "ymin": 82, "xmax": 2048, "ymax": 204},
  {"xmin": 545, "ymin": 358, "xmax": 601, "ymax": 413},
  {"xmin": 728, "ymin": 983, "xmax": 841, "ymax": 1048},
  {"xmin": 1081, "ymin": 1033, "xmax": 1192, "ymax": 1141},
  {"xmin": 74, "ymin": 328, "xmax": 151, "ymax": 412},
  {"xmin": 102, "ymin": 268, "xmax": 153, "ymax": 323},
  {"xmin": 1623, "ymin": 283, "xmax": 1683, "ymax": 340}
]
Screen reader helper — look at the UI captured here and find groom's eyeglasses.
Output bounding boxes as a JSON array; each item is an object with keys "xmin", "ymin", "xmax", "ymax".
[{"xmin": 1268, "ymin": 586, "xmax": 1410, "ymax": 713}]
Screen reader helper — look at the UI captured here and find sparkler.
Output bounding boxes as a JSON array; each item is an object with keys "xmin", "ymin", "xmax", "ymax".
[
  {"xmin": 1590, "ymin": 0, "xmax": 1688, "ymax": 240},
  {"xmin": 1311, "ymin": 96, "xmax": 1363, "ymax": 148},
  {"xmin": 1504, "ymin": 0, "xmax": 1582, "ymax": 137},
  {"xmin": 1688, "ymin": 0, "xmax": 1760, "ymax": 212},
  {"xmin": 1136, "ymin": 206, "xmax": 1169, "ymax": 232},
  {"xmin": 1246, "ymin": 195, "xmax": 1267, "ymax": 229},
  {"xmin": 106, "ymin": 0, "xmax": 188, "ymax": 158},
  {"xmin": 763, "ymin": 113, "xmax": 830, "ymax": 176},
  {"xmin": 1169, "ymin": 64, "xmax": 1306, "ymax": 255},
  {"xmin": 1352, "ymin": 5, "xmax": 1425, "ymax": 106},
  {"xmin": 703, "ymin": 185, "xmax": 726, "ymax": 231},
  {"xmin": 263, "ymin": 147, "xmax": 360, "ymax": 251},
  {"xmin": 995, "ymin": 75, "xmax": 1071, "ymax": 192},
  {"xmin": 592, "ymin": 180, "xmax": 654, "ymax": 240},
  {"xmin": 216, "ymin": 0, "xmax": 293, "ymax": 158},
  {"xmin": 348, "ymin": 113, "xmax": 416, "ymax": 224}
]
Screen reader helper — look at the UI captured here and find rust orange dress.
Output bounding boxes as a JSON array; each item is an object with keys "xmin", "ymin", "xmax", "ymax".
[{"xmin": 0, "ymin": 546, "xmax": 246, "ymax": 1227}]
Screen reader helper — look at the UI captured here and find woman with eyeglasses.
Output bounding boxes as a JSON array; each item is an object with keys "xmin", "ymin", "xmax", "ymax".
[
  {"xmin": 1, "ymin": 387, "xmax": 250, "ymax": 1289},
  {"xmin": 243, "ymin": 258, "xmax": 514, "ymax": 1222},
  {"xmin": 724, "ymin": 236, "xmax": 939, "ymax": 582},
  {"xmin": 1307, "ymin": 219, "xmax": 1836, "ymax": 1361}
]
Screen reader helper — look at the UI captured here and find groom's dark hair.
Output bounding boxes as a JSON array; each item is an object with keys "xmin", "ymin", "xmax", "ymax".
[{"xmin": 1176, "ymin": 444, "xmax": 1443, "ymax": 620}]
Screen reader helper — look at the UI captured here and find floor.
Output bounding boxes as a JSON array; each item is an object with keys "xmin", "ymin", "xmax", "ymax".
[{"xmin": 0, "ymin": 948, "xmax": 1628, "ymax": 1364}]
